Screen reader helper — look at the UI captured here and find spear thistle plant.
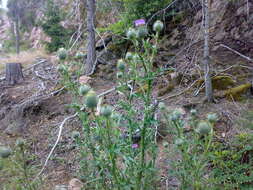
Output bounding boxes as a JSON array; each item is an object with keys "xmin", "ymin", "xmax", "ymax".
[
  {"xmin": 58, "ymin": 20, "xmax": 164, "ymax": 190},
  {"xmin": 160, "ymin": 108, "xmax": 216, "ymax": 189}
]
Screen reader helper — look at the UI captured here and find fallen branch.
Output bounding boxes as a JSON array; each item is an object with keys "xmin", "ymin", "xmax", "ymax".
[
  {"xmin": 35, "ymin": 113, "xmax": 78, "ymax": 179},
  {"xmin": 219, "ymin": 44, "xmax": 253, "ymax": 62},
  {"xmin": 34, "ymin": 85, "xmax": 118, "ymax": 180},
  {"xmin": 159, "ymin": 80, "xmax": 199, "ymax": 101}
]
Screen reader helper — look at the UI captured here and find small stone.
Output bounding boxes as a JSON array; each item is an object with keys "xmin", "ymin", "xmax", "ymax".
[
  {"xmin": 68, "ymin": 178, "xmax": 83, "ymax": 190},
  {"xmin": 54, "ymin": 184, "xmax": 68, "ymax": 190}
]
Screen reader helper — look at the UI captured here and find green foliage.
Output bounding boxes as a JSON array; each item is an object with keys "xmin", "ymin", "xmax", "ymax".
[
  {"xmin": 210, "ymin": 133, "xmax": 253, "ymax": 189},
  {"xmin": 161, "ymin": 109, "xmax": 215, "ymax": 189},
  {"xmin": 59, "ymin": 23, "xmax": 163, "ymax": 189},
  {"xmin": 121, "ymin": 0, "xmax": 171, "ymax": 21},
  {"xmin": 101, "ymin": 0, "xmax": 171, "ymax": 35},
  {"xmin": 0, "ymin": 139, "xmax": 41, "ymax": 190},
  {"xmin": 41, "ymin": 0, "xmax": 72, "ymax": 52}
]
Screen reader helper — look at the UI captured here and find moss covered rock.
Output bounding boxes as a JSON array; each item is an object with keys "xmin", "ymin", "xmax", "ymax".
[
  {"xmin": 224, "ymin": 83, "xmax": 252, "ymax": 101},
  {"xmin": 197, "ymin": 75, "xmax": 236, "ymax": 90}
]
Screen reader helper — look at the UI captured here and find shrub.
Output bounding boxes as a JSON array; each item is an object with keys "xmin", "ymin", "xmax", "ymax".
[{"xmin": 41, "ymin": 0, "xmax": 72, "ymax": 52}]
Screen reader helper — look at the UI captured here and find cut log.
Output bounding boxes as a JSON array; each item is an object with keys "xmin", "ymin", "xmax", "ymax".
[{"xmin": 5, "ymin": 62, "xmax": 24, "ymax": 85}]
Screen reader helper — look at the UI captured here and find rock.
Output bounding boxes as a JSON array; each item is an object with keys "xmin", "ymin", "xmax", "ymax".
[
  {"xmin": 54, "ymin": 185, "xmax": 68, "ymax": 190},
  {"xmin": 68, "ymin": 178, "xmax": 83, "ymax": 190},
  {"xmin": 4, "ymin": 120, "xmax": 26, "ymax": 136}
]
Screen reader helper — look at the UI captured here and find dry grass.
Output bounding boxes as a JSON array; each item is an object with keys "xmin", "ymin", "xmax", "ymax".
[{"xmin": 0, "ymin": 49, "xmax": 49, "ymax": 73}]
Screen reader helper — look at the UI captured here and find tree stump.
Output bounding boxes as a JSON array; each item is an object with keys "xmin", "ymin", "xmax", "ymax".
[{"xmin": 5, "ymin": 62, "xmax": 24, "ymax": 85}]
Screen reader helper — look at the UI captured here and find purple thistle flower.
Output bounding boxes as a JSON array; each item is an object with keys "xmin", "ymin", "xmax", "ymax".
[
  {"xmin": 134, "ymin": 19, "xmax": 146, "ymax": 27},
  {"xmin": 132, "ymin": 143, "xmax": 139, "ymax": 149}
]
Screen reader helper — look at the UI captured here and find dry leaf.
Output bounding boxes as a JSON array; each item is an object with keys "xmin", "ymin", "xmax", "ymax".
[{"xmin": 79, "ymin": 75, "xmax": 92, "ymax": 85}]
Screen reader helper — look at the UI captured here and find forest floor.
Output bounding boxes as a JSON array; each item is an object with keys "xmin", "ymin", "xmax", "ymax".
[{"xmin": 0, "ymin": 40, "xmax": 253, "ymax": 189}]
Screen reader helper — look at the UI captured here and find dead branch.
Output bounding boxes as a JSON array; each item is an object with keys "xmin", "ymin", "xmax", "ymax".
[
  {"xmin": 159, "ymin": 80, "xmax": 199, "ymax": 101},
  {"xmin": 35, "ymin": 113, "xmax": 78, "ymax": 179},
  {"xmin": 219, "ymin": 44, "xmax": 253, "ymax": 62}
]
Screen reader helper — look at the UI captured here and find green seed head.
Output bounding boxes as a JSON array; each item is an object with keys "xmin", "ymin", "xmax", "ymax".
[
  {"xmin": 197, "ymin": 121, "xmax": 212, "ymax": 135},
  {"xmin": 79, "ymin": 85, "xmax": 91, "ymax": 96},
  {"xmin": 16, "ymin": 138, "xmax": 25, "ymax": 147},
  {"xmin": 127, "ymin": 28, "xmax": 137, "ymax": 39},
  {"xmin": 158, "ymin": 102, "xmax": 167, "ymax": 111},
  {"xmin": 100, "ymin": 105, "xmax": 113, "ymax": 118},
  {"xmin": 0, "ymin": 146, "xmax": 12, "ymax": 159},
  {"xmin": 57, "ymin": 64, "xmax": 68, "ymax": 73},
  {"xmin": 117, "ymin": 59, "xmax": 126, "ymax": 71},
  {"xmin": 85, "ymin": 91, "xmax": 98, "ymax": 109},
  {"xmin": 117, "ymin": 72, "xmax": 123, "ymax": 79},
  {"xmin": 137, "ymin": 26, "xmax": 148, "ymax": 39},
  {"xmin": 58, "ymin": 48, "xmax": 68, "ymax": 60},
  {"xmin": 153, "ymin": 20, "xmax": 164, "ymax": 32},
  {"xmin": 190, "ymin": 109, "xmax": 197, "ymax": 116},
  {"xmin": 125, "ymin": 52, "xmax": 133, "ymax": 60},
  {"xmin": 207, "ymin": 113, "xmax": 218, "ymax": 123}
]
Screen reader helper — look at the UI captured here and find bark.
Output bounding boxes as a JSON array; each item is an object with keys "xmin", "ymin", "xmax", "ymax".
[
  {"xmin": 85, "ymin": 0, "xmax": 96, "ymax": 75},
  {"xmin": 203, "ymin": 0, "xmax": 213, "ymax": 102},
  {"xmin": 5, "ymin": 62, "xmax": 24, "ymax": 85},
  {"xmin": 14, "ymin": 17, "xmax": 20, "ymax": 54}
]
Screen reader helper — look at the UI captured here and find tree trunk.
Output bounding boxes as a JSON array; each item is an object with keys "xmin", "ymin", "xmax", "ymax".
[
  {"xmin": 203, "ymin": 0, "xmax": 213, "ymax": 102},
  {"xmin": 85, "ymin": 0, "xmax": 96, "ymax": 75},
  {"xmin": 5, "ymin": 62, "xmax": 24, "ymax": 85},
  {"xmin": 14, "ymin": 17, "xmax": 20, "ymax": 54}
]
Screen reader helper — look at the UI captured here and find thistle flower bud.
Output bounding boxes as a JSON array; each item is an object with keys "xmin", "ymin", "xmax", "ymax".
[
  {"xmin": 207, "ymin": 113, "xmax": 218, "ymax": 123},
  {"xmin": 127, "ymin": 28, "xmax": 137, "ymax": 40},
  {"xmin": 197, "ymin": 121, "xmax": 211, "ymax": 135},
  {"xmin": 137, "ymin": 26, "xmax": 148, "ymax": 39},
  {"xmin": 117, "ymin": 59, "xmax": 126, "ymax": 71},
  {"xmin": 57, "ymin": 64, "xmax": 68, "ymax": 73},
  {"xmin": 79, "ymin": 85, "xmax": 91, "ymax": 96},
  {"xmin": 125, "ymin": 52, "xmax": 133, "ymax": 60},
  {"xmin": 57, "ymin": 48, "xmax": 68, "ymax": 60},
  {"xmin": 117, "ymin": 72, "xmax": 123, "ymax": 79},
  {"xmin": 0, "ymin": 146, "xmax": 12, "ymax": 158},
  {"xmin": 190, "ymin": 109, "xmax": 197, "ymax": 116},
  {"xmin": 100, "ymin": 105, "xmax": 113, "ymax": 118},
  {"xmin": 158, "ymin": 102, "xmax": 166, "ymax": 111},
  {"xmin": 153, "ymin": 20, "xmax": 164, "ymax": 32},
  {"xmin": 85, "ymin": 91, "xmax": 98, "ymax": 109},
  {"xmin": 16, "ymin": 138, "xmax": 25, "ymax": 147}
]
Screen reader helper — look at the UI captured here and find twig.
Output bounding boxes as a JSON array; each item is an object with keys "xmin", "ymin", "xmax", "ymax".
[
  {"xmin": 159, "ymin": 80, "xmax": 199, "ymax": 101},
  {"xmin": 146, "ymin": 0, "xmax": 179, "ymax": 25},
  {"xmin": 34, "ymin": 85, "xmax": 120, "ymax": 180},
  {"xmin": 35, "ymin": 113, "xmax": 78, "ymax": 179},
  {"xmin": 219, "ymin": 44, "xmax": 253, "ymax": 62}
]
